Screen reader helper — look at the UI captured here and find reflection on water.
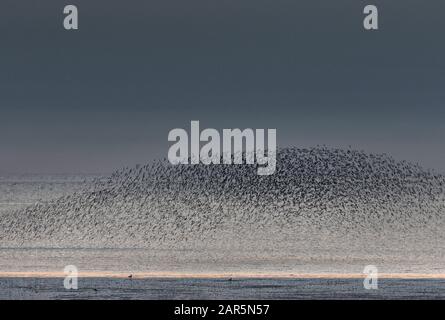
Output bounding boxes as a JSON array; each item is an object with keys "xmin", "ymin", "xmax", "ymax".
[{"xmin": 0, "ymin": 277, "xmax": 444, "ymax": 300}]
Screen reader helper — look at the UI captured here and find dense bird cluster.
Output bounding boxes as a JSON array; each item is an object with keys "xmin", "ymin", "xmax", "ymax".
[{"xmin": 1, "ymin": 148, "xmax": 444, "ymax": 249}]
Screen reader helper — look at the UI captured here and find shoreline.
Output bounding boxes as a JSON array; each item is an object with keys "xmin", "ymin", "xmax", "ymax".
[{"xmin": 1, "ymin": 272, "xmax": 444, "ymax": 279}]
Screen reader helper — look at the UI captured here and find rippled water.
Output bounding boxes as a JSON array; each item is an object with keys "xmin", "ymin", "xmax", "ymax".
[{"xmin": 1, "ymin": 278, "xmax": 444, "ymax": 300}]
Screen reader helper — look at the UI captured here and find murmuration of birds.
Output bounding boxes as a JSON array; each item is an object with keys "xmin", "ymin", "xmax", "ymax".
[{"xmin": 1, "ymin": 147, "xmax": 444, "ymax": 251}]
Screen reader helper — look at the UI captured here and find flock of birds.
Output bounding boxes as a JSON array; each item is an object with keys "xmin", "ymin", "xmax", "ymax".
[{"xmin": 1, "ymin": 147, "xmax": 444, "ymax": 251}]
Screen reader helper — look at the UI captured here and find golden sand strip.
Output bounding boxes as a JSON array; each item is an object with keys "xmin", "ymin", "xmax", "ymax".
[{"xmin": 0, "ymin": 272, "xmax": 444, "ymax": 279}]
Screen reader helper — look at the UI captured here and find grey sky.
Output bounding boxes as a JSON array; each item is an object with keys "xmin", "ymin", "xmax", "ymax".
[{"xmin": 1, "ymin": 0, "xmax": 444, "ymax": 173}]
